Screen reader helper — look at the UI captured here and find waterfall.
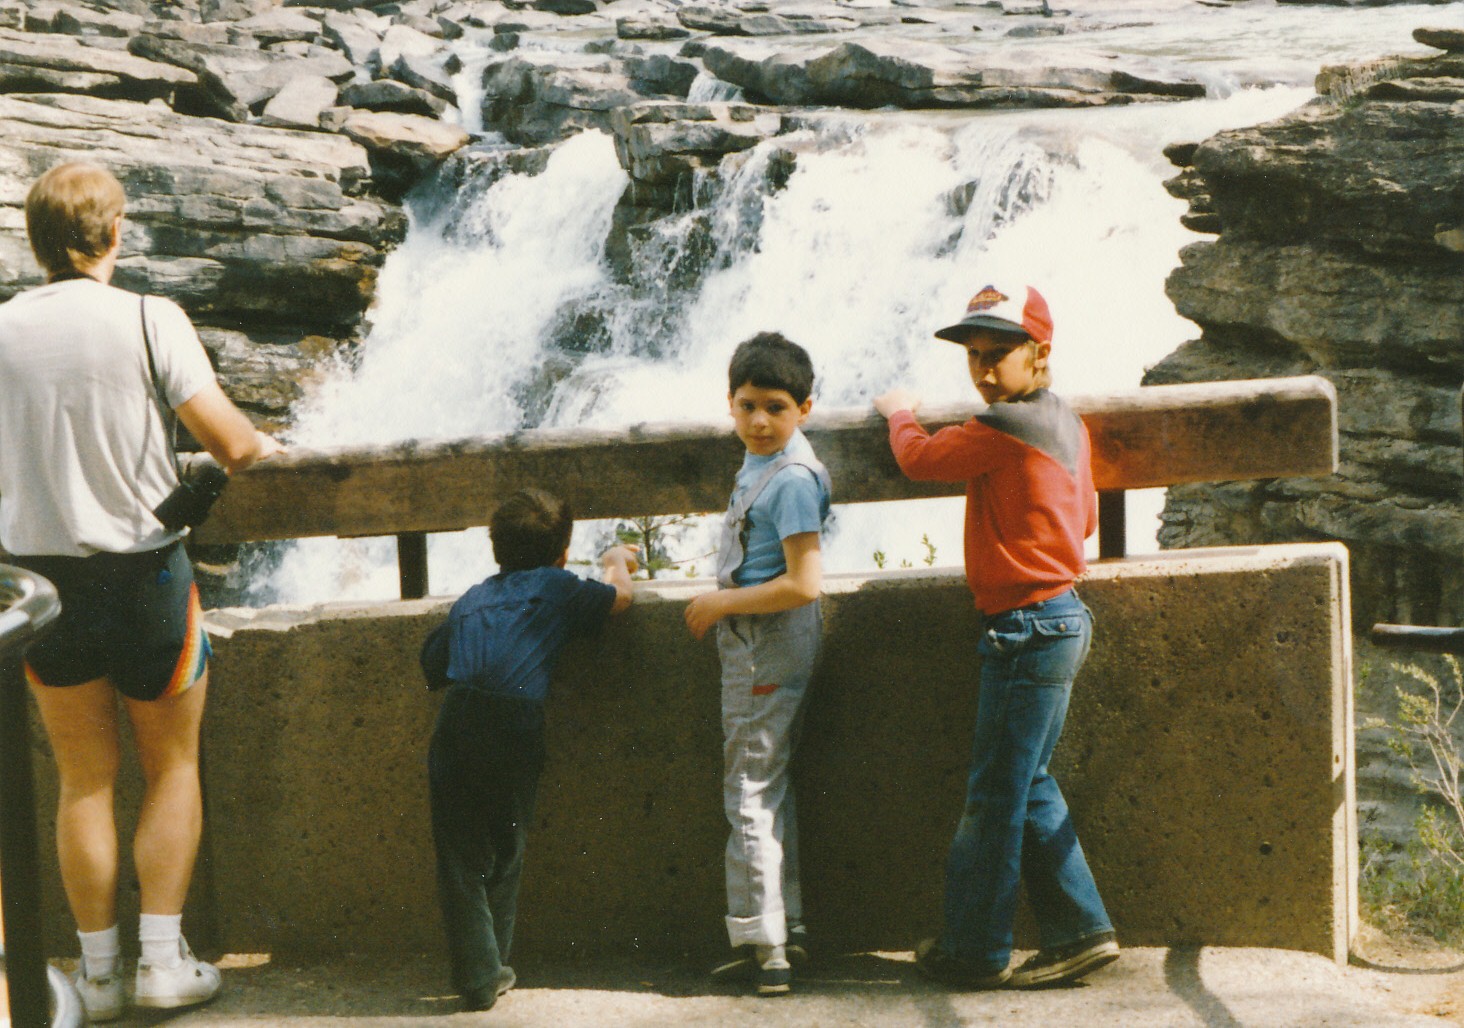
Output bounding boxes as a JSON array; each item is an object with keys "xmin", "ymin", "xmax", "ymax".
[{"xmin": 249, "ymin": 4, "xmax": 1432, "ymax": 605}]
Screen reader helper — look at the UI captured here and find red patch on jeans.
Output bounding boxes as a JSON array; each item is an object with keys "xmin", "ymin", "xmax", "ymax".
[{"xmin": 751, "ymin": 683, "xmax": 780, "ymax": 696}]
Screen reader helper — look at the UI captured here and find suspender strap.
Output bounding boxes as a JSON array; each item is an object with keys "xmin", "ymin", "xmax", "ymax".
[{"xmin": 729, "ymin": 456, "xmax": 831, "ymax": 525}]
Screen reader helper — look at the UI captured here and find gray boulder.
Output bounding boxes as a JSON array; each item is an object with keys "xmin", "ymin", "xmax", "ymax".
[
  {"xmin": 340, "ymin": 109, "xmax": 470, "ymax": 169},
  {"xmin": 393, "ymin": 13, "xmax": 445, "ymax": 38},
  {"xmin": 610, "ymin": 99, "xmax": 782, "ymax": 186},
  {"xmin": 340, "ymin": 77, "xmax": 448, "ymax": 116},
  {"xmin": 1414, "ymin": 26, "xmax": 1464, "ymax": 52},
  {"xmin": 534, "ymin": 0, "xmax": 599, "ymax": 14},
  {"xmin": 129, "ymin": 33, "xmax": 353, "ymax": 121},
  {"xmin": 374, "ymin": 22, "xmax": 440, "ymax": 75},
  {"xmin": 617, "ymin": 11, "xmax": 690, "ymax": 40},
  {"xmin": 230, "ymin": 8, "xmax": 324, "ymax": 47},
  {"xmin": 259, "ymin": 72, "xmax": 338, "ymax": 129},
  {"xmin": 391, "ymin": 51, "xmax": 456, "ymax": 103},
  {"xmin": 701, "ymin": 37, "xmax": 1204, "ymax": 108},
  {"xmin": 482, "ymin": 52, "xmax": 659, "ymax": 145},
  {"xmin": 320, "ymin": 9, "xmax": 382, "ymax": 66},
  {"xmin": 201, "ymin": 0, "xmax": 276, "ymax": 23},
  {"xmin": 26, "ymin": 3, "xmax": 145, "ymax": 39},
  {"xmin": 678, "ymin": 5, "xmax": 744, "ymax": 35}
]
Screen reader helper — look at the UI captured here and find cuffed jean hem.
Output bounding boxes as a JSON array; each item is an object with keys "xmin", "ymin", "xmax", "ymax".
[{"xmin": 726, "ymin": 912, "xmax": 786, "ymax": 948}]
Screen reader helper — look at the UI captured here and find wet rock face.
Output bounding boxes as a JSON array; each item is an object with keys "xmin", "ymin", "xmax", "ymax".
[{"xmin": 1153, "ymin": 29, "xmax": 1464, "ymax": 845}]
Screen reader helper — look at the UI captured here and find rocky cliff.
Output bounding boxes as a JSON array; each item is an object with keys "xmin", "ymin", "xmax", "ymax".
[{"xmin": 1156, "ymin": 28, "xmax": 1464, "ymax": 843}]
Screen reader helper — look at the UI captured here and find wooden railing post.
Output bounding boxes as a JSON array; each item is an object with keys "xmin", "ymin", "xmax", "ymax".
[
  {"xmin": 397, "ymin": 533, "xmax": 428, "ymax": 600},
  {"xmin": 1098, "ymin": 491, "xmax": 1127, "ymax": 559}
]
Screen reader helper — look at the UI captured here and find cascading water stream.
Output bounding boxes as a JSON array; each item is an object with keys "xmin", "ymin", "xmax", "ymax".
[{"xmin": 250, "ymin": 7, "xmax": 1437, "ymax": 606}]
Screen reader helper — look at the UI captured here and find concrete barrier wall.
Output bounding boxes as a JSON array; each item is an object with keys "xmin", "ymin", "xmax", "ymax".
[{"xmin": 30, "ymin": 543, "xmax": 1356, "ymax": 963}]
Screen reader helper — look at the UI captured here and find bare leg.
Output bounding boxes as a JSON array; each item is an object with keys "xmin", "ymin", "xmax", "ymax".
[
  {"xmin": 29, "ymin": 678, "xmax": 122, "ymax": 933},
  {"xmin": 125, "ymin": 675, "xmax": 208, "ymax": 916}
]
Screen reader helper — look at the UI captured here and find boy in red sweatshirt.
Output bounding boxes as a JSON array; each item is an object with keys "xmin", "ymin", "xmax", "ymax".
[{"xmin": 873, "ymin": 284, "xmax": 1118, "ymax": 990}]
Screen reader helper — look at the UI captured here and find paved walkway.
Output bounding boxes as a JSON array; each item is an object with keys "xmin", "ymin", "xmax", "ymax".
[{"xmin": 43, "ymin": 945, "xmax": 1464, "ymax": 1027}]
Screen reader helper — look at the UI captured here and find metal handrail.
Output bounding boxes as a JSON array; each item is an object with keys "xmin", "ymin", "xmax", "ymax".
[
  {"xmin": 0, "ymin": 564, "xmax": 65, "ymax": 1028},
  {"xmin": 1369, "ymin": 624, "xmax": 1464, "ymax": 655}
]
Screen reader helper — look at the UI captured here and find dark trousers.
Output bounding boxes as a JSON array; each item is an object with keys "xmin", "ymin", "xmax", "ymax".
[{"xmin": 427, "ymin": 689, "xmax": 545, "ymax": 995}]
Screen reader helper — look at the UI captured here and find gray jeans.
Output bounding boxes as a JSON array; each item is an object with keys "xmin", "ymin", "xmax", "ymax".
[{"xmin": 716, "ymin": 600, "xmax": 821, "ymax": 947}]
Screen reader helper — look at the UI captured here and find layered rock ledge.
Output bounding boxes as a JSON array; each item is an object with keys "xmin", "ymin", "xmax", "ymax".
[{"xmin": 1154, "ymin": 27, "xmax": 1464, "ymax": 842}]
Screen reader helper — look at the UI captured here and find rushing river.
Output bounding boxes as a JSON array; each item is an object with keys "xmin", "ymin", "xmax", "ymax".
[{"xmin": 251, "ymin": 3, "xmax": 1439, "ymax": 605}]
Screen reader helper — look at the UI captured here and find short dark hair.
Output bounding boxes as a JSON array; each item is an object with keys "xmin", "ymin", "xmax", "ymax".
[
  {"xmin": 728, "ymin": 332, "xmax": 815, "ymax": 405},
  {"xmin": 490, "ymin": 488, "xmax": 573, "ymax": 572}
]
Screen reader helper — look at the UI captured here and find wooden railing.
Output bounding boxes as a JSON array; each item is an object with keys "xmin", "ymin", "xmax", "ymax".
[{"xmin": 195, "ymin": 376, "xmax": 1339, "ymax": 598}]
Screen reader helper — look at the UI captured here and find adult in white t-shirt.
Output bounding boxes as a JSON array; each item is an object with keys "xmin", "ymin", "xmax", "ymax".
[{"xmin": 0, "ymin": 162, "xmax": 281, "ymax": 1022}]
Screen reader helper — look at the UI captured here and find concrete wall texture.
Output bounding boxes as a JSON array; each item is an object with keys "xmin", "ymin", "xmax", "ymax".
[{"xmin": 29, "ymin": 543, "xmax": 1356, "ymax": 963}]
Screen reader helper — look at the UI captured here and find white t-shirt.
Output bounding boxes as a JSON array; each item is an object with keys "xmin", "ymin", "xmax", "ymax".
[{"xmin": 0, "ymin": 279, "xmax": 217, "ymax": 557}]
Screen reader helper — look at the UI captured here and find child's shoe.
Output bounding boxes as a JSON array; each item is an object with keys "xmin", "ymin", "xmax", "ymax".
[
  {"xmin": 786, "ymin": 922, "xmax": 809, "ymax": 966},
  {"xmin": 754, "ymin": 944, "xmax": 791, "ymax": 996},
  {"xmin": 1008, "ymin": 930, "xmax": 1119, "ymax": 988},
  {"xmin": 914, "ymin": 937, "xmax": 1011, "ymax": 990},
  {"xmin": 462, "ymin": 966, "xmax": 517, "ymax": 1011},
  {"xmin": 134, "ymin": 938, "xmax": 221, "ymax": 1009},
  {"xmin": 72, "ymin": 956, "xmax": 125, "ymax": 1023}
]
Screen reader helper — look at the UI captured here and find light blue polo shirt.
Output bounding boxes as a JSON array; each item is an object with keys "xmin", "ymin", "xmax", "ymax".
[{"xmin": 729, "ymin": 429, "xmax": 831, "ymax": 587}]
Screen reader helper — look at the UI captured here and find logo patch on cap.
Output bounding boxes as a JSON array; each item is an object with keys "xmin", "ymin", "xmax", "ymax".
[{"xmin": 967, "ymin": 286, "xmax": 1008, "ymax": 313}]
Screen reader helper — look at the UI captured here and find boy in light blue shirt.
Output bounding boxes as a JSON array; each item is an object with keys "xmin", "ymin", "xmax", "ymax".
[{"xmin": 685, "ymin": 332, "xmax": 831, "ymax": 996}]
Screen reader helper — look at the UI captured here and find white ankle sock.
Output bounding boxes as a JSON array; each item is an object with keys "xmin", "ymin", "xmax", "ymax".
[
  {"xmin": 756, "ymin": 944, "xmax": 788, "ymax": 968},
  {"xmin": 78, "ymin": 925, "xmax": 120, "ymax": 978},
  {"xmin": 138, "ymin": 913, "xmax": 184, "ymax": 968}
]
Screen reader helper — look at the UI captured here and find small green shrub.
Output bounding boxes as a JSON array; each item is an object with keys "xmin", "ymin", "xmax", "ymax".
[{"xmin": 1359, "ymin": 656, "xmax": 1464, "ymax": 947}]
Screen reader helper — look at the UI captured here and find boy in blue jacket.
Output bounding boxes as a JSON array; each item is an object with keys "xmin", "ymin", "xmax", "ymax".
[{"xmin": 421, "ymin": 488, "xmax": 637, "ymax": 1011}]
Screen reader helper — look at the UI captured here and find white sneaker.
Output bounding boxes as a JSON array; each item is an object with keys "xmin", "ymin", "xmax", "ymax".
[
  {"xmin": 134, "ymin": 938, "xmax": 221, "ymax": 1009},
  {"xmin": 73, "ymin": 956, "xmax": 124, "ymax": 1023}
]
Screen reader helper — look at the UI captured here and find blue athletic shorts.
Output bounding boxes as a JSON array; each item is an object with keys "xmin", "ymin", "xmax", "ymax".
[{"xmin": 14, "ymin": 542, "xmax": 210, "ymax": 702}]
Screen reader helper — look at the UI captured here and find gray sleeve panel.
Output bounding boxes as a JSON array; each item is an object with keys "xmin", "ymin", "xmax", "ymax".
[{"xmin": 974, "ymin": 390, "xmax": 1083, "ymax": 476}]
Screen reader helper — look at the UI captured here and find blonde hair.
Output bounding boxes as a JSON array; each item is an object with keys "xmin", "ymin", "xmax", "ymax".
[{"xmin": 25, "ymin": 162, "xmax": 126, "ymax": 278}]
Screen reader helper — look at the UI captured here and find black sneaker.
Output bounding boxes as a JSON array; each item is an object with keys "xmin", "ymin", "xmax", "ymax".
[
  {"xmin": 914, "ymin": 938, "xmax": 1011, "ymax": 990},
  {"xmin": 462, "ymin": 966, "xmax": 517, "ymax": 1011},
  {"xmin": 787, "ymin": 923, "xmax": 809, "ymax": 966},
  {"xmin": 1009, "ymin": 931, "xmax": 1119, "ymax": 988},
  {"xmin": 755, "ymin": 945, "xmax": 791, "ymax": 996}
]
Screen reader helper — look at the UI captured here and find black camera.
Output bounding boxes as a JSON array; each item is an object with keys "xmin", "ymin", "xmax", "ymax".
[{"xmin": 153, "ymin": 462, "xmax": 229, "ymax": 532}]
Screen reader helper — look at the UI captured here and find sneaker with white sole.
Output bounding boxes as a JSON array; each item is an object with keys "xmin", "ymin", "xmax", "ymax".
[
  {"xmin": 1008, "ymin": 930, "xmax": 1120, "ymax": 988},
  {"xmin": 73, "ymin": 956, "xmax": 124, "ymax": 1023},
  {"xmin": 755, "ymin": 944, "xmax": 791, "ymax": 996},
  {"xmin": 786, "ymin": 922, "xmax": 809, "ymax": 966},
  {"xmin": 134, "ymin": 938, "xmax": 221, "ymax": 1009}
]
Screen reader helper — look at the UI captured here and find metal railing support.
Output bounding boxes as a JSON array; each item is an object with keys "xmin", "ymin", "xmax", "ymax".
[{"xmin": 0, "ymin": 567, "xmax": 62, "ymax": 1028}]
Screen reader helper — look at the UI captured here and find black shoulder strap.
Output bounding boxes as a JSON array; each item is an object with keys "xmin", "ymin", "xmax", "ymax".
[{"xmin": 139, "ymin": 295, "xmax": 182, "ymax": 478}]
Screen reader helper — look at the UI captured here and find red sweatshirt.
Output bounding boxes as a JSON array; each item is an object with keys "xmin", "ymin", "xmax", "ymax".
[{"xmin": 887, "ymin": 389, "xmax": 1097, "ymax": 615}]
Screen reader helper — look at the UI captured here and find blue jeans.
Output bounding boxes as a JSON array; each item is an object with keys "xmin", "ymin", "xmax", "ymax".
[{"xmin": 942, "ymin": 588, "xmax": 1111, "ymax": 971}]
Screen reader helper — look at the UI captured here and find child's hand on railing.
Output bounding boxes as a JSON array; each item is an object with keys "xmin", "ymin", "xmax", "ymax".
[
  {"xmin": 601, "ymin": 544, "xmax": 640, "ymax": 577},
  {"xmin": 874, "ymin": 388, "xmax": 921, "ymax": 419}
]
